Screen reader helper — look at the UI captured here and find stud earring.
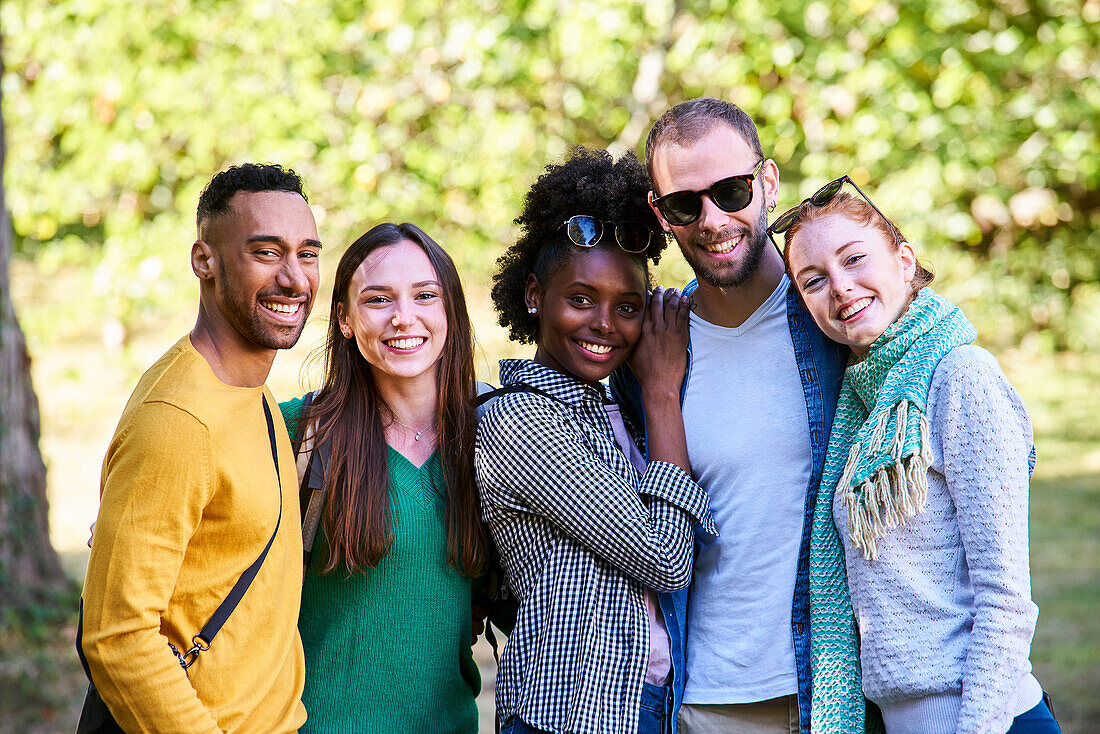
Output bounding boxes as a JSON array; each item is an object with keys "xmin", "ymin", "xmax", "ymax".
[{"xmin": 527, "ymin": 306, "xmax": 537, "ymax": 315}]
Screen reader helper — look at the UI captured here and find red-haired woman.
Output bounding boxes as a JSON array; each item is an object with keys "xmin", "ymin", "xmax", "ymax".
[{"xmin": 773, "ymin": 180, "xmax": 1058, "ymax": 734}]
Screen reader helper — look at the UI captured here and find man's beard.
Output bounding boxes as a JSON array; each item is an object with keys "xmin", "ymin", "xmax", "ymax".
[
  {"xmin": 218, "ymin": 272, "xmax": 309, "ymax": 350},
  {"xmin": 681, "ymin": 205, "xmax": 769, "ymax": 289}
]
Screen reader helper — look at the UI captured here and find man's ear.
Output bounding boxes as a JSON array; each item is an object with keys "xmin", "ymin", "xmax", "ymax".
[
  {"xmin": 761, "ymin": 158, "xmax": 780, "ymax": 213},
  {"xmin": 648, "ymin": 191, "xmax": 673, "ymax": 234},
  {"xmin": 191, "ymin": 240, "xmax": 217, "ymax": 280}
]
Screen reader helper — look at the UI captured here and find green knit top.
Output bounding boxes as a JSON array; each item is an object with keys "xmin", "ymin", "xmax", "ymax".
[{"xmin": 280, "ymin": 397, "xmax": 480, "ymax": 734}]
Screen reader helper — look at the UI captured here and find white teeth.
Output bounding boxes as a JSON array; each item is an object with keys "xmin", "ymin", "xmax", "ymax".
[
  {"xmin": 578, "ymin": 341, "xmax": 613, "ymax": 354},
  {"xmin": 839, "ymin": 297, "xmax": 873, "ymax": 320},
  {"xmin": 702, "ymin": 235, "xmax": 740, "ymax": 254},
  {"xmin": 386, "ymin": 337, "xmax": 425, "ymax": 350},
  {"xmin": 264, "ymin": 302, "xmax": 299, "ymax": 315}
]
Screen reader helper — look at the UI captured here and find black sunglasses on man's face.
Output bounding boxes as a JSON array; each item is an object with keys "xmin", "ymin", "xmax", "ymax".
[{"xmin": 652, "ymin": 160, "xmax": 765, "ymax": 227}]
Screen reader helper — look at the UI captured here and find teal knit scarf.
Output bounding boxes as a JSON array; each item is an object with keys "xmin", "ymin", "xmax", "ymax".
[{"xmin": 808, "ymin": 288, "xmax": 976, "ymax": 732}]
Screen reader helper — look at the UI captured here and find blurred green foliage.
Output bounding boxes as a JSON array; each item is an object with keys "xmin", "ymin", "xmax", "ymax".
[{"xmin": 3, "ymin": 0, "xmax": 1099, "ymax": 350}]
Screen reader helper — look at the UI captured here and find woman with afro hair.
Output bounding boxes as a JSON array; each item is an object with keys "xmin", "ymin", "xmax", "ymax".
[{"xmin": 475, "ymin": 147, "xmax": 717, "ymax": 734}]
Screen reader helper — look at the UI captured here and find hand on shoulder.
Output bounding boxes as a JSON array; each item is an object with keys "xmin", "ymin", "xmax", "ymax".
[{"xmin": 629, "ymin": 286, "xmax": 691, "ymax": 402}]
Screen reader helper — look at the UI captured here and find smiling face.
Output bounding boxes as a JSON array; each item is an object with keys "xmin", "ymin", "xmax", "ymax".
[
  {"xmin": 787, "ymin": 212, "xmax": 917, "ymax": 355},
  {"xmin": 337, "ymin": 239, "xmax": 448, "ymax": 385},
  {"xmin": 649, "ymin": 123, "xmax": 778, "ymax": 289},
  {"xmin": 526, "ymin": 245, "xmax": 647, "ymax": 385},
  {"xmin": 203, "ymin": 190, "xmax": 321, "ymax": 351}
]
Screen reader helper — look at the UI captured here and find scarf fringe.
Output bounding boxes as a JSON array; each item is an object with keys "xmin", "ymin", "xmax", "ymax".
[
  {"xmin": 810, "ymin": 289, "xmax": 974, "ymax": 734},
  {"xmin": 840, "ymin": 400, "xmax": 932, "ymax": 561}
]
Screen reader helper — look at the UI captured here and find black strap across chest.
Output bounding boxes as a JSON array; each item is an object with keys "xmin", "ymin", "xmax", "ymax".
[
  {"xmin": 193, "ymin": 395, "xmax": 283, "ymax": 648},
  {"xmin": 475, "ymin": 382, "xmax": 571, "ymax": 408},
  {"xmin": 77, "ymin": 393, "xmax": 284, "ymax": 681}
]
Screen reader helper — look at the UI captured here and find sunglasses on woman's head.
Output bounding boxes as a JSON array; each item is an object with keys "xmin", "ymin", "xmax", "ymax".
[
  {"xmin": 767, "ymin": 175, "xmax": 898, "ymax": 246},
  {"xmin": 562, "ymin": 215, "xmax": 653, "ymax": 254},
  {"xmin": 651, "ymin": 159, "xmax": 766, "ymax": 227}
]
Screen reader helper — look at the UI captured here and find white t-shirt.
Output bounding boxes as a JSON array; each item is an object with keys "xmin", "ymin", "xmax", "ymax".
[{"xmin": 681, "ymin": 276, "xmax": 811, "ymax": 704}]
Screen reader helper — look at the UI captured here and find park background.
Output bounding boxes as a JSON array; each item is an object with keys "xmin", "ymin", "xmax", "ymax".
[{"xmin": 1, "ymin": 0, "xmax": 1097, "ymax": 730}]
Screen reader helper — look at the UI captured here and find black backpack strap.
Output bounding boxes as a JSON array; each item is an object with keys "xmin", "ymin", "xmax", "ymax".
[
  {"xmin": 294, "ymin": 390, "xmax": 319, "ymax": 522},
  {"xmin": 170, "ymin": 394, "xmax": 284, "ymax": 670},
  {"xmin": 474, "ymin": 382, "xmax": 570, "ymax": 408},
  {"xmin": 290, "ymin": 390, "xmax": 318, "ymax": 455},
  {"xmin": 293, "ymin": 390, "xmax": 325, "ymax": 570}
]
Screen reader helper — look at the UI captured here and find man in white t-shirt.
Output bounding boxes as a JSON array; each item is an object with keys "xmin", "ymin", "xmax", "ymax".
[{"xmin": 613, "ymin": 98, "xmax": 848, "ymax": 733}]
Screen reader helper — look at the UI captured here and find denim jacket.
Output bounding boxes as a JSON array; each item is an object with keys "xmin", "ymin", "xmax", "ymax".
[{"xmin": 609, "ymin": 279, "xmax": 848, "ymax": 733}]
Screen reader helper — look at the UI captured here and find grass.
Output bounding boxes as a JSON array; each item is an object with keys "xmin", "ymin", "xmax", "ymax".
[
  {"xmin": 1029, "ymin": 470, "xmax": 1100, "ymax": 731},
  {"xmin": 1001, "ymin": 351, "xmax": 1100, "ymax": 732},
  {"xmin": 6, "ymin": 257, "xmax": 1099, "ymax": 731}
]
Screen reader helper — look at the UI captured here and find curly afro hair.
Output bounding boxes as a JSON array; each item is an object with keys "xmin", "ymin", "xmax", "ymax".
[{"xmin": 491, "ymin": 147, "xmax": 670, "ymax": 344}]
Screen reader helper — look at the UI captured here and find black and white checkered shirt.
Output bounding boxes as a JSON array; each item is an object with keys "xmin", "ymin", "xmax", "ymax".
[{"xmin": 475, "ymin": 359, "xmax": 716, "ymax": 734}]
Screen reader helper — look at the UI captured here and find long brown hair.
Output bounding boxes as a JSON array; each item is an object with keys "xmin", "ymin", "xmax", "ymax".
[{"xmin": 304, "ymin": 222, "xmax": 487, "ymax": 577}]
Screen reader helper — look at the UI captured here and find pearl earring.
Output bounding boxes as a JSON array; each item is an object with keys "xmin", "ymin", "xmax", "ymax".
[{"xmin": 527, "ymin": 306, "xmax": 537, "ymax": 315}]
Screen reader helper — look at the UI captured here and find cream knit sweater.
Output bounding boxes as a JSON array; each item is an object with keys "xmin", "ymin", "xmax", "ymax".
[{"xmin": 834, "ymin": 345, "xmax": 1042, "ymax": 734}]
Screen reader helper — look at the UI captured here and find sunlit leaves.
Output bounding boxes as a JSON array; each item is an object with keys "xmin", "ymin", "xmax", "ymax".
[{"xmin": 2, "ymin": 0, "xmax": 1098, "ymax": 349}]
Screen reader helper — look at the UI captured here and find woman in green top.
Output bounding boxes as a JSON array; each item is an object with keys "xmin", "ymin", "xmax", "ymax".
[{"xmin": 280, "ymin": 222, "xmax": 488, "ymax": 733}]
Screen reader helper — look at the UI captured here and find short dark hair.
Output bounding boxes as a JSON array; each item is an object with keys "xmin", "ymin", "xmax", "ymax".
[
  {"xmin": 491, "ymin": 147, "xmax": 669, "ymax": 344},
  {"xmin": 645, "ymin": 97, "xmax": 765, "ymax": 186},
  {"xmin": 196, "ymin": 162, "xmax": 307, "ymax": 231}
]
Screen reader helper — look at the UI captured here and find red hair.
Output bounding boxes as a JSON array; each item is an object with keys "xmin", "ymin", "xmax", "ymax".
[{"xmin": 782, "ymin": 191, "xmax": 934, "ymax": 291}]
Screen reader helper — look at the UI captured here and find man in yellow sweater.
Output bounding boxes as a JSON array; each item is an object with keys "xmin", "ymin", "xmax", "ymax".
[{"xmin": 79, "ymin": 163, "xmax": 321, "ymax": 733}]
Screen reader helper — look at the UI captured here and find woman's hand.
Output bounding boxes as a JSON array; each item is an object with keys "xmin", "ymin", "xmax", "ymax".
[
  {"xmin": 629, "ymin": 286, "xmax": 691, "ymax": 403},
  {"xmin": 629, "ymin": 287, "xmax": 693, "ymax": 474}
]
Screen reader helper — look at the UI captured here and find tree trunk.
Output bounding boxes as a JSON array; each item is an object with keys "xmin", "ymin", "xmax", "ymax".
[{"xmin": 0, "ymin": 48, "xmax": 68, "ymax": 622}]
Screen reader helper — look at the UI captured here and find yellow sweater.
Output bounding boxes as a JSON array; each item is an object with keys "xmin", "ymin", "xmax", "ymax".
[{"xmin": 80, "ymin": 336, "xmax": 306, "ymax": 733}]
